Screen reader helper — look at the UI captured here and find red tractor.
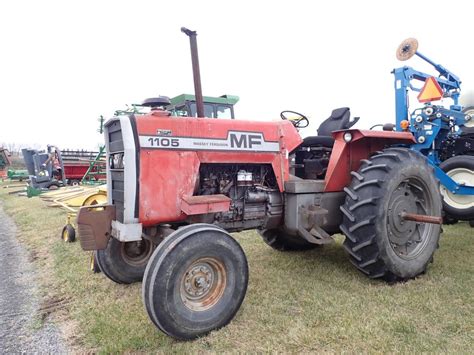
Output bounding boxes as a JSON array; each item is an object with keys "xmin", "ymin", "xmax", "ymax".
[{"xmin": 77, "ymin": 29, "xmax": 443, "ymax": 340}]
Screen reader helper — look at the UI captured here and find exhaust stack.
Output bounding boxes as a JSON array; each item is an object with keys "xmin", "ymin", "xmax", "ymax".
[{"xmin": 181, "ymin": 27, "xmax": 204, "ymax": 118}]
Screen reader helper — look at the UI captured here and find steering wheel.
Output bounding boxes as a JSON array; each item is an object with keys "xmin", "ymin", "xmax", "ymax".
[{"xmin": 280, "ymin": 110, "xmax": 309, "ymax": 129}]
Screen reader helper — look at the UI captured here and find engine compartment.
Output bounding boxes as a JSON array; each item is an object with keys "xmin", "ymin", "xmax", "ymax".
[{"xmin": 196, "ymin": 164, "xmax": 283, "ymax": 231}]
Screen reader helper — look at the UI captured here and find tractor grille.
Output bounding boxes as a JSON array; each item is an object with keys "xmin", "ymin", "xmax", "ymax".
[{"xmin": 107, "ymin": 119, "xmax": 125, "ymax": 222}]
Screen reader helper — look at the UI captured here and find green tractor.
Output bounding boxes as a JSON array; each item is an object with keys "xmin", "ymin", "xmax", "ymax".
[
  {"xmin": 121, "ymin": 94, "xmax": 239, "ymax": 119},
  {"xmin": 169, "ymin": 94, "xmax": 239, "ymax": 119}
]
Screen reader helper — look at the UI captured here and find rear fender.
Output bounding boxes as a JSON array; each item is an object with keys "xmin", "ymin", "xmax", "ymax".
[{"xmin": 324, "ymin": 129, "xmax": 415, "ymax": 192}]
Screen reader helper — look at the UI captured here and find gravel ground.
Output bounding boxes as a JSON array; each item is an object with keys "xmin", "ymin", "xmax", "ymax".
[{"xmin": 0, "ymin": 202, "xmax": 66, "ymax": 353}]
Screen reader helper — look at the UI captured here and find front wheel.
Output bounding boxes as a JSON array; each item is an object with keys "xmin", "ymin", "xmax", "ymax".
[
  {"xmin": 96, "ymin": 238, "xmax": 155, "ymax": 284},
  {"xmin": 142, "ymin": 224, "xmax": 248, "ymax": 340},
  {"xmin": 340, "ymin": 148, "xmax": 442, "ymax": 281}
]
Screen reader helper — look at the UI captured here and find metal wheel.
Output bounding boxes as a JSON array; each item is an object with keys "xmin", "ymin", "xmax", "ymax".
[
  {"xmin": 462, "ymin": 107, "xmax": 474, "ymax": 128},
  {"xmin": 121, "ymin": 239, "xmax": 154, "ymax": 267},
  {"xmin": 61, "ymin": 224, "xmax": 76, "ymax": 243},
  {"xmin": 96, "ymin": 237, "xmax": 155, "ymax": 284},
  {"xmin": 180, "ymin": 257, "xmax": 227, "ymax": 311},
  {"xmin": 441, "ymin": 168, "xmax": 474, "ymax": 210},
  {"xmin": 461, "ymin": 90, "xmax": 474, "ymax": 127},
  {"xmin": 387, "ymin": 178, "xmax": 434, "ymax": 259},
  {"xmin": 396, "ymin": 38, "xmax": 418, "ymax": 61},
  {"xmin": 440, "ymin": 156, "xmax": 474, "ymax": 220},
  {"xmin": 82, "ymin": 192, "xmax": 107, "ymax": 207}
]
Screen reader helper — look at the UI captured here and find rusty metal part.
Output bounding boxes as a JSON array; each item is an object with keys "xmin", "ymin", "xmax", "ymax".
[
  {"xmin": 181, "ymin": 27, "xmax": 204, "ymax": 118},
  {"xmin": 76, "ymin": 205, "xmax": 115, "ymax": 250},
  {"xmin": 180, "ymin": 257, "xmax": 227, "ymax": 311},
  {"xmin": 142, "ymin": 225, "xmax": 174, "ymax": 244},
  {"xmin": 400, "ymin": 212, "xmax": 442, "ymax": 225},
  {"xmin": 120, "ymin": 239, "xmax": 154, "ymax": 267},
  {"xmin": 396, "ymin": 38, "xmax": 419, "ymax": 61}
]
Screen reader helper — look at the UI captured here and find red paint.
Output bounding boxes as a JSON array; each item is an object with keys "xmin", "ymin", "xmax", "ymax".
[
  {"xmin": 324, "ymin": 130, "xmax": 416, "ymax": 192},
  {"xmin": 135, "ymin": 114, "xmax": 416, "ymax": 227},
  {"xmin": 181, "ymin": 194, "xmax": 231, "ymax": 215},
  {"xmin": 63, "ymin": 161, "xmax": 106, "ymax": 181},
  {"xmin": 136, "ymin": 115, "xmax": 302, "ymax": 226}
]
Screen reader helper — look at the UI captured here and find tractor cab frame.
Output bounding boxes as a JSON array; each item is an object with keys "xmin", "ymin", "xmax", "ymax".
[{"xmin": 168, "ymin": 93, "xmax": 239, "ymax": 119}]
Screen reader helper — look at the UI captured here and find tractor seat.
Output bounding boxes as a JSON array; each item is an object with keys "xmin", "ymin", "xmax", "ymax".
[
  {"xmin": 301, "ymin": 107, "xmax": 352, "ymax": 148},
  {"xmin": 318, "ymin": 107, "xmax": 351, "ymax": 136}
]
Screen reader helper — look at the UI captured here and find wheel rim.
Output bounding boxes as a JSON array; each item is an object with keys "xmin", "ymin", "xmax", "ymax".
[
  {"xmin": 90, "ymin": 253, "xmax": 95, "ymax": 271},
  {"xmin": 387, "ymin": 177, "xmax": 435, "ymax": 259},
  {"xmin": 120, "ymin": 239, "xmax": 153, "ymax": 267},
  {"xmin": 62, "ymin": 228, "xmax": 69, "ymax": 241},
  {"xmin": 180, "ymin": 257, "xmax": 227, "ymax": 311},
  {"xmin": 440, "ymin": 168, "xmax": 474, "ymax": 209},
  {"xmin": 463, "ymin": 107, "xmax": 474, "ymax": 128},
  {"xmin": 82, "ymin": 193, "xmax": 107, "ymax": 211}
]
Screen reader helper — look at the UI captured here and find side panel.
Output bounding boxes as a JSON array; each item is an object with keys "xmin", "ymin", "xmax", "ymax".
[
  {"xmin": 139, "ymin": 150, "xmax": 200, "ymax": 223},
  {"xmin": 136, "ymin": 115, "xmax": 302, "ymax": 225},
  {"xmin": 324, "ymin": 130, "xmax": 415, "ymax": 192}
]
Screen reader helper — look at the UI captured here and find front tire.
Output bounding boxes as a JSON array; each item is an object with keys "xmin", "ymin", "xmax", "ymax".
[
  {"xmin": 340, "ymin": 148, "xmax": 442, "ymax": 281},
  {"xmin": 96, "ymin": 238, "xmax": 155, "ymax": 284},
  {"xmin": 439, "ymin": 156, "xmax": 474, "ymax": 220},
  {"xmin": 142, "ymin": 224, "xmax": 248, "ymax": 340}
]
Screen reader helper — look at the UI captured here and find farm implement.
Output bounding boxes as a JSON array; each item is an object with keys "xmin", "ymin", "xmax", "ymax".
[
  {"xmin": 0, "ymin": 148, "xmax": 12, "ymax": 179},
  {"xmin": 392, "ymin": 38, "xmax": 474, "ymax": 223},
  {"xmin": 22, "ymin": 145, "xmax": 106, "ymax": 196}
]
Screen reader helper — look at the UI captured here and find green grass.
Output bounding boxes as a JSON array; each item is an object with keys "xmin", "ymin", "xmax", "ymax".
[{"xmin": 1, "ymin": 183, "xmax": 473, "ymax": 352}]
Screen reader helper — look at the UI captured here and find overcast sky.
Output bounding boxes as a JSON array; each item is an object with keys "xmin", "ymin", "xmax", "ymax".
[{"xmin": 1, "ymin": 0, "xmax": 473, "ymax": 150}]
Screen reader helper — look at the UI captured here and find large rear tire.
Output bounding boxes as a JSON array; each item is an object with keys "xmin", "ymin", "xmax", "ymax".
[
  {"xmin": 96, "ymin": 237, "xmax": 155, "ymax": 284},
  {"xmin": 258, "ymin": 228, "xmax": 317, "ymax": 251},
  {"xmin": 340, "ymin": 148, "xmax": 442, "ymax": 281},
  {"xmin": 142, "ymin": 224, "xmax": 248, "ymax": 340},
  {"xmin": 439, "ymin": 156, "xmax": 474, "ymax": 220}
]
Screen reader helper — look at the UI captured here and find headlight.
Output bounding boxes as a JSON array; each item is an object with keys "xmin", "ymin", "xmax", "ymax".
[
  {"xmin": 343, "ymin": 132, "xmax": 352, "ymax": 143},
  {"xmin": 109, "ymin": 153, "xmax": 124, "ymax": 169}
]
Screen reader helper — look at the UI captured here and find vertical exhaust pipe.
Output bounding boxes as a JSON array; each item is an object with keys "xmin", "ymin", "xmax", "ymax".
[{"xmin": 181, "ymin": 27, "xmax": 204, "ymax": 118}]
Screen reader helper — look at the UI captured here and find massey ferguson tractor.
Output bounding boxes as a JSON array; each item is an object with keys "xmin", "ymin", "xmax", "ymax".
[{"xmin": 77, "ymin": 29, "xmax": 443, "ymax": 340}]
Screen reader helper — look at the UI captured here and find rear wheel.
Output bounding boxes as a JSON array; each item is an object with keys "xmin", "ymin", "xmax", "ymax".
[
  {"xmin": 258, "ymin": 228, "xmax": 317, "ymax": 251},
  {"xmin": 96, "ymin": 237, "xmax": 155, "ymax": 284},
  {"xmin": 142, "ymin": 224, "xmax": 248, "ymax": 340},
  {"xmin": 439, "ymin": 156, "xmax": 474, "ymax": 220},
  {"xmin": 340, "ymin": 148, "xmax": 442, "ymax": 281}
]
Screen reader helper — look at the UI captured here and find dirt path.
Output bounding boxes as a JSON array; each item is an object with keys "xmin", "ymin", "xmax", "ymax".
[{"xmin": 0, "ymin": 202, "xmax": 66, "ymax": 353}]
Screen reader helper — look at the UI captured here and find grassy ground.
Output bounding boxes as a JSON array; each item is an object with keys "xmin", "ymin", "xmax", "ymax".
[{"xmin": 1, "ymin": 183, "xmax": 473, "ymax": 352}]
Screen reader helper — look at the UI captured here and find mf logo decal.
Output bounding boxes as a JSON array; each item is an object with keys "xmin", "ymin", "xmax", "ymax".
[
  {"xmin": 229, "ymin": 132, "xmax": 262, "ymax": 149},
  {"xmin": 139, "ymin": 131, "xmax": 280, "ymax": 152}
]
